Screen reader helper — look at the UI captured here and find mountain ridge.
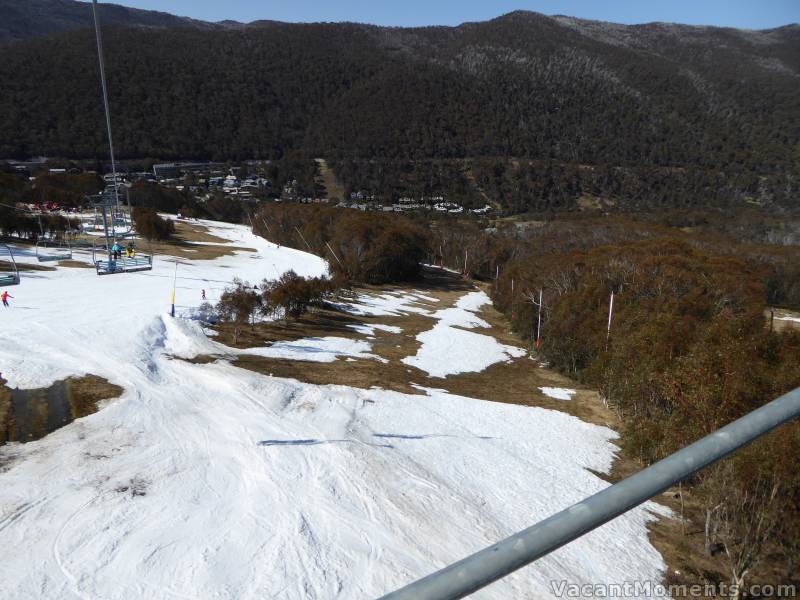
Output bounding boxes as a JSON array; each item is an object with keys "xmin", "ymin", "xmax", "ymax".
[
  {"xmin": 1, "ymin": 0, "xmax": 797, "ymax": 43},
  {"xmin": 0, "ymin": 0, "xmax": 229, "ymax": 41},
  {"xmin": 0, "ymin": 0, "xmax": 798, "ymax": 212}
]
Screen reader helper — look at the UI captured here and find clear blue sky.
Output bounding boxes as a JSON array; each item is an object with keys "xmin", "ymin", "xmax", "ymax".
[{"xmin": 88, "ymin": 0, "xmax": 800, "ymax": 29}]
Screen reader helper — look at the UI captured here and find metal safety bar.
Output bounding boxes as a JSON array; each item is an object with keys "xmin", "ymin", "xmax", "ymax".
[{"xmin": 381, "ymin": 386, "xmax": 800, "ymax": 600}]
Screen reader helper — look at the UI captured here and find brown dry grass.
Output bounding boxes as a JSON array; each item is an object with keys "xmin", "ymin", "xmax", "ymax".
[
  {"xmin": 210, "ymin": 268, "xmax": 616, "ymax": 429},
  {"xmin": 0, "ymin": 259, "xmax": 55, "ymax": 273},
  {"xmin": 65, "ymin": 375, "xmax": 124, "ymax": 419},
  {"xmin": 315, "ymin": 158, "xmax": 346, "ymax": 202},
  {"xmin": 133, "ymin": 221, "xmax": 256, "ymax": 261},
  {"xmin": 73, "ymin": 220, "xmax": 256, "ymax": 261},
  {"xmin": 0, "ymin": 375, "xmax": 122, "ymax": 445},
  {"xmin": 213, "ymin": 292, "xmax": 442, "ymax": 395},
  {"xmin": 57, "ymin": 259, "xmax": 93, "ymax": 269}
]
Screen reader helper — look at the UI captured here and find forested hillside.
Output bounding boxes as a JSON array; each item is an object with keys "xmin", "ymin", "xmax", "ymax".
[
  {"xmin": 0, "ymin": 7, "xmax": 798, "ymax": 211},
  {"xmin": 0, "ymin": 0, "xmax": 221, "ymax": 42}
]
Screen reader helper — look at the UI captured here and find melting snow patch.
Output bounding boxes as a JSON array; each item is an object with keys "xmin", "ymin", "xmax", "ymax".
[
  {"xmin": 374, "ymin": 324, "xmax": 402, "ymax": 334},
  {"xmin": 411, "ymin": 291, "xmax": 439, "ymax": 303},
  {"xmin": 335, "ymin": 293, "xmax": 432, "ymax": 317},
  {"xmin": 347, "ymin": 324, "xmax": 377, "ymax": 337},
  {"xmin": 539, "ymin": 387, "xmax": 577, "ymax": 401},
  {"xmin": 776, "ymin": 315, "xmax": 800, "ymax": 323},
  {"xmin": 242, "ymin": 336, "xmax": 388, "ymax": 363},
  {"xmin": 347, "ymin": 323, "xmax": 403, "ymax": 336},
  {"xmin": 402, "ymin": 290, "xmax": 526, "ymax": 377},
  {"xmin": 455, "ymin": 290, "xmax": 492, "ymax": 313}
]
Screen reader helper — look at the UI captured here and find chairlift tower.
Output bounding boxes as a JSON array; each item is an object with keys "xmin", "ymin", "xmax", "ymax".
[{"xmin": 89, "ymin": 0, "xmax": 152, "ymax": 275}]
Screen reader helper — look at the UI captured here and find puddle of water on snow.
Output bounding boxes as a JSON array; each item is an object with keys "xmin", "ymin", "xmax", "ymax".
[
  {"xmin": 1, "ymin": 377, "xmax": 121, "ymax": 444},
  {"xmin": 5, "ymin": 381, "xmax": 73, "ymax": 443}
]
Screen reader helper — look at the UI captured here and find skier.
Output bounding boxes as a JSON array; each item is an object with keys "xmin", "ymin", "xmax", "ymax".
[
  {"xmin": 1, "ymin": 290, "xmax": 12, "ymax": 307},
  {"xmin": 201, "ymin": 289, "xmax": 206, "ymax": 301},
  {"xmin": 111, "ymin": 242, "xmax": 123, "ymax": 260}
]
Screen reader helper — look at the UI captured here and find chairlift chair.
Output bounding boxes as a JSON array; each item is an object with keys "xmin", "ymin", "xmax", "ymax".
[
  {"xmin": 91, "ymin": 188, "xmax": 134, "ymax": 237},
  {"xmin": 35, "ymin": 237, "xmax": 72, "ymax": 262},
  {"xmin": 89, "ymin": 188, "xmax": 153, "ymax": 274},
  {"xmin": 92, "ymin": 238, "xmax": 153, "ymax": 275},
  {"xmin": 34, "ymin": 207, "xmax": 75, "ymax": 262},
  {"xmin": 0, "ymin": 244, "xmax": 20, "ymax": 286}
]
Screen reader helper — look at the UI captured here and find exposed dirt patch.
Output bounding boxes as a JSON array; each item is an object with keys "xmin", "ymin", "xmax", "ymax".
[
  {"xmin": 0, "ymin": 259, "xmax": 55, "ymax": 272},
  {"xmin": 71, "ymin": 220, "xmax": 256, "ymax": 262},
  {"xmin": 121, "ymin": 221, "xmax": 257, "ymax": 261},
  {"xmin": 57, "ymin": 259, "xmax": 93, "ymax": 269},
  {"xmin": 0, "ymin": 387, "xmax": 10, "ymax": 445},
  {"xmin": 172, "ymin": 221, "xmax": 231, "ymax": 244},
  {"xmin": 315, "ymin": 158, "xmax": 347, "ymax": 203},
  {"xmin": 66, "ymin": 375, "xmax": 124, "ymax": 419},
  {"xmin": 145, "ymin": 239, "xmax": 256, "ymax": 261},
  {"xmin": 0, "ymin": 375, "xmax": 123, "ymax": 444},
  {"xmin": 207, "ymin": 267, "xmax": 615, "ymax": 430},
  {"xmin": 211, "ymin": 289, "xmax": 444, "ymax": 394}
]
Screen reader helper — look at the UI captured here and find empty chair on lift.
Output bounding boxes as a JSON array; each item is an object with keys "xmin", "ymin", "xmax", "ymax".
[
  {"xmin": 35, "ymin": 237, "xmax": 72, "ymax": 262},
  {"xmin": 0, "ymin": 244, "xmax": 20, "ymax": 286}
]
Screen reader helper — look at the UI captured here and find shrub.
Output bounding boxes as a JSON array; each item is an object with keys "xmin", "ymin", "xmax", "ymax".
[
  {"xmin": 132, "ymin": 207, "xmax": 175, "ymax": 240},
  {"xmin": 254, "ymin": 204, "xmax": 430, "ymax": 284},
  {"xmin": 216, "ymin": 279, "xmax": 261, "ymax": 343},
  {"xmin": 261, "ymin": 270, "xmax": 334, "ymax": 320}
]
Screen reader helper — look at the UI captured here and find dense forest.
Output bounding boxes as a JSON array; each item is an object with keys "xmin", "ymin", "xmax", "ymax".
[{"xmin": 1, "ymin": 10, "xmax": 798, "ymax": 212}]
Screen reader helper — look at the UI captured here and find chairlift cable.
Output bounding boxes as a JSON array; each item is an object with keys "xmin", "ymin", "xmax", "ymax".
[
  {"xmin": 88, "ymin": 0, "xmax": 153, "ymax": 275},
  {"xmin": 90, "ymin": 0, "xmax": 121, "ymax": 211}
]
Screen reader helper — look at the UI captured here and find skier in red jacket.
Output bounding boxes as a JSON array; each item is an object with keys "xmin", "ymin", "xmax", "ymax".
[{"xmin": 1, "ymin": 291, "xmax": 13, "ymax": 307}]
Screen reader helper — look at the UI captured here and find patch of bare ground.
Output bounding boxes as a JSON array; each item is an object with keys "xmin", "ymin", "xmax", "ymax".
[
  {"xmin": 138, "ymin": 221, "xmax": 258, "ymax": 261},
  {"xmin": 0, "ymin": 259, "xmax": 55, "ymax": 272},
  {"xmin": 315, "ymin": 158, "xmax": 347, "ymax": 203},
  {"xmin": 206, "ymin": 268, "xmax": 619, "ymax": 429},
  {"xmin": 212, "ymin": 286, "xmax": 448, "ymax": 394},
  {"xmin": 0, "ymin": 375, "xmax": 122, "ymax": 445},
  {"xmin": 65, "ymin": 375, "xmax": 124, "ymax": 419},
  {"xmin": 57, "ymin": 259, "xmax": 93, "ymax": 269},
  {"xmin": 0, "ymin": 385, "xmax": 10, "ymax": 444},
  {"xmin": 71, "ymin": 220, "xmax": 256, "ymax": 261}
]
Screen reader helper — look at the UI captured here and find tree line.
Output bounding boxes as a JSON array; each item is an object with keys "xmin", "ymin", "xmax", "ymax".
[{"xmin": 253, "ymin": 204, "xmax": 430, "ymax": 284}]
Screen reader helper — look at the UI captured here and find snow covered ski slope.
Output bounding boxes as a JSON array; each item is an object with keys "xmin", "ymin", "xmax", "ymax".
[
  {"xmin": 0, "ymin": 219, "xmax": 327, "ymax": 389},
  {"xmin": 0, "ymin": 219, "xmax": 668, "ymax": 599}
]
